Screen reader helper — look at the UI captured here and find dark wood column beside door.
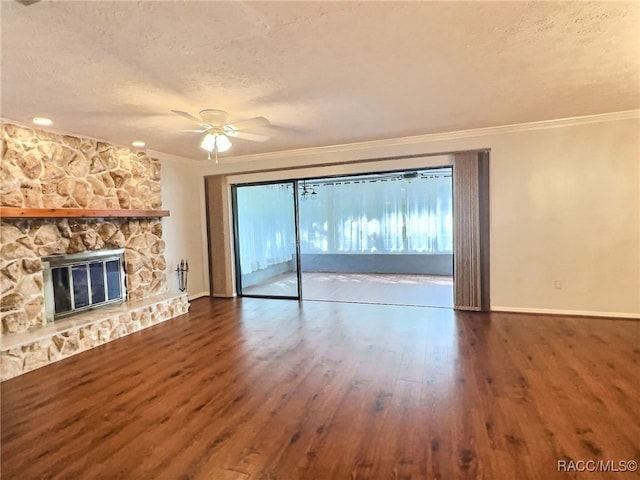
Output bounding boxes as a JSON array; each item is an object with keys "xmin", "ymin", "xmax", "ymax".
[
  {"xmin": 204, "ymin": 175, "xmax": 235, "ymax": 297},
  {"xmin": 452, "ymin": 151, "xmax": 490, "ymax": 311}
]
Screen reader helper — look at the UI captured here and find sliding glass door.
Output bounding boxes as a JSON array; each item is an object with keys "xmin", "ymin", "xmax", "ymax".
[{"xmin": 233, "ymin": 181, "xmax": 301, "ymax": 299}]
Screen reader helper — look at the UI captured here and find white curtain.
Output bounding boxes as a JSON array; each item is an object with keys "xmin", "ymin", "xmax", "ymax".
[
  {"xmin": 236, "ymin": 184, "xmax": 296, "ymax": 274},
  {"xmin": 235, "ymin": 174, "xmax": 453, "ymax": 275},
  {"xmin": 298, "ymin": 174, "xmax": 453, "ymax": 254}
]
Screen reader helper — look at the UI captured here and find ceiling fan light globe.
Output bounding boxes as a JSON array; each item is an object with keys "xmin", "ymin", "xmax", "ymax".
[
  {"xmin": 200, "ymin": 133, "xmax": 217, "ymax": 152},
  {"xmin": 216, "ymin": 134, "xmax": 232, "ymax": 152}
]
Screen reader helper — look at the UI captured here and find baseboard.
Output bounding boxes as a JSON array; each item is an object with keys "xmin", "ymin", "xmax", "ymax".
[
  {"xmin": 491, "ymin": 306, "xmax": 640, "ymax": 320},
  {"xmin": 188, "ymin": 291, "xmax": 210, "ymax": 301}
]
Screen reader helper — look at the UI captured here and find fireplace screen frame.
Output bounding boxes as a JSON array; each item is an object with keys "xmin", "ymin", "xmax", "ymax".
[{"xmin": 42, "ymin": 249, "xmax": 126, "ymax": 321}]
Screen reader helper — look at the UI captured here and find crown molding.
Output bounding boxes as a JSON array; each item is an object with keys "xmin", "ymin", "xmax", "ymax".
[
  {"xmin": 220, "ymin": 109, "xmax": 639, "ymax": 165},
  {"xmin": 4, "ymin": 110, "xmax": 637, "ymax": 169},
  {"xmin": 148, "ymin": 149, "xmax": 200, "ymax": 166}
]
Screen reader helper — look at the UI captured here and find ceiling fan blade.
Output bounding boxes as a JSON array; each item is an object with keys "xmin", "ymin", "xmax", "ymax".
[
  {"xmin": 171, "ymin": 109, "xmax": 204, "ymax": 125},
  {"xmin": 230, "ymin": 131, "xmax": 271, "ymax": 142},
  {"xmin": 179, "ymin": 129, "xmax": 208, "ymax": 133},
  {"xmin": 228, "ymin": 116, "xmax": 270, "ymax": 130}
]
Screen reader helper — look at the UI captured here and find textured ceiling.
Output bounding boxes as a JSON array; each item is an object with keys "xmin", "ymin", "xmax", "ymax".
[{"xmin": 1, "ymin": 1, "xmax": 638, "ymax": 161}]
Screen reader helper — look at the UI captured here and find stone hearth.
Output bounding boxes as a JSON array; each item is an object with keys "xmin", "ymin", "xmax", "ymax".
[{"xmin": 1, "ymin": 292, "xmax": 189, "ymax": 381}]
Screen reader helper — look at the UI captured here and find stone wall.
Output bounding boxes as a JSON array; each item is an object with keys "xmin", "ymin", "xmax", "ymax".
[
  {"xmin": 1, "ymin": 122, "xmax": 161, "ymax": 210},
  {"xmin": 0, "ymin": 122, "xmax": 168, "ymax": 336}
]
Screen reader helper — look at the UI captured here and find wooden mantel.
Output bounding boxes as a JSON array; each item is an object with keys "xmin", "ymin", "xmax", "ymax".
[{"xmin": 0, "ymin": 207, "xmax": 170, "ymax": 219}]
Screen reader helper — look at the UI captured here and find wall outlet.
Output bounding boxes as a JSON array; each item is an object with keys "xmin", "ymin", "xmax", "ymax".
[{"xmin": 554, "ymin": 280, "xmax": 562, "ymax": 290}]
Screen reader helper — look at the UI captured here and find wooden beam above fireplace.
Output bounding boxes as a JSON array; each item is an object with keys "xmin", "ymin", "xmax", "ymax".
[{"xmin": 0, "ymin": 207, "xmax": 170, "ymax": 219}]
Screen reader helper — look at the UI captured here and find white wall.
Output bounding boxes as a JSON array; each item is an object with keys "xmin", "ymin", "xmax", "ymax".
[
  {"xmin": 158, "ymin": 155, "xmax": 209, "ymax": 300},
  {"xmin": 488, "ymin": 118, "xmax": 639, "ymax": 317},
  {"xmin": 164, "ymin": 111, "xmax": 640, "ymax": 317}
]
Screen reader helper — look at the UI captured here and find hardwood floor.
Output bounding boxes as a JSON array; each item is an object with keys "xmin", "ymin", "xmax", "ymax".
[{"xmin": 2, "ymin": 298, "xmax": 639, "ymax": 479}]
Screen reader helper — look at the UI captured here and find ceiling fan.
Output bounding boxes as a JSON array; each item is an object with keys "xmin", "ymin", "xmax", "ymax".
[{"xmin": 172, "ymin": 109, "xmax": 271, "ymax": 161}]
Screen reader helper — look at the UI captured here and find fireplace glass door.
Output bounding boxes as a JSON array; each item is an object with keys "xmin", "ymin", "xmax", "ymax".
[{"xmin": 44, "ymin": 250, "xmax": 126, "ymax": 321}]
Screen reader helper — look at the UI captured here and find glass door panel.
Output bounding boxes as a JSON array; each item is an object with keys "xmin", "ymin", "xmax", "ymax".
[{"xmin": 233, "ymin": 181, "xmax": 301, "ymax": 299}]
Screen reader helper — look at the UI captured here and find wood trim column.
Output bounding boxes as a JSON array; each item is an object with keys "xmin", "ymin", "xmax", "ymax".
[
  {"xmin": 453, "ymin": 151, "xmax": 490, "ymax": 311},
  {"xmin": 204, "ymin": 175, "xmax": 235, "ymax": 297}
]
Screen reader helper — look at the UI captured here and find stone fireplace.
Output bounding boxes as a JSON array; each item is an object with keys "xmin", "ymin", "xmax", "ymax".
[{"xmin": 0, "ymin": 122, "xmax": 189, "ymax": 380}]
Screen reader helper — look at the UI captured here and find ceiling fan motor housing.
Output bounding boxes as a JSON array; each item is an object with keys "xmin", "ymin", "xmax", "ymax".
[{"xmin": 199, "ymin": 109, "xmax": 229, "ymax": 127}]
